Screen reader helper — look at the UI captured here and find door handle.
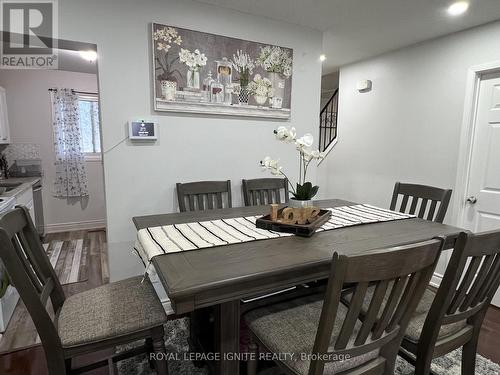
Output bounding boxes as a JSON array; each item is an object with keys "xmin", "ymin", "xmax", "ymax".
[{"xmin": 466, "ymin": 196, "xmax": 477, "ymax": 204}]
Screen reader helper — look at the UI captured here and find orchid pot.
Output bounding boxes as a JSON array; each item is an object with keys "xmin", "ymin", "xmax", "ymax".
[
  {"xmin": 254, "ymin": 95, "xmax": 268, "ymax": 106},
  {"xmin": 288, "ymin": 198, "xmax": 313, "ymax": 208},
  {"xmin": 160, "ymin": 80, "xmax": 177, "ymax": 100}
]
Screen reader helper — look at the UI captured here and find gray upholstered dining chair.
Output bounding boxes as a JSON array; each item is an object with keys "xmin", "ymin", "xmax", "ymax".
[
  {"xmin": 176, "ymin": 180, "xmax": 232, "ymax": 212},
  {"xmin": 396, "ymin": 230, "xmax": 500, "ymax": 375},
  {"xmin": 390, "ymin": 182, "xmax": 452, "ymax": 223},
  {"xmin": 242, "ymin": 178, "xmax": 289, "ymax": 206},
  {"xmin": 244, "ymin": 239, "xmax": 444, "ymax": 375},
  {"xmin": 0, "ymin": 206, "xmax": 169, "ymax": 375}
]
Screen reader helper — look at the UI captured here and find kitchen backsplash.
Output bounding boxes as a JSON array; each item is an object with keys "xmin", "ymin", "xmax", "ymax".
[{"xmin": 1, "ymin": 143, "xmax": 40, "ymax": 166}]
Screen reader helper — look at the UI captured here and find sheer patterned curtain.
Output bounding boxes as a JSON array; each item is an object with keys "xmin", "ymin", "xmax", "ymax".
[{"xmin": 51, "ymin": 88, "xmax": 89, "ymax": 197}]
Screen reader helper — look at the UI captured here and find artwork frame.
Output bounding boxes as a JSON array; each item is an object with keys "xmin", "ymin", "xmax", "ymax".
[{"xmin": 151, "ymin": 23, "xmax": 293, "ymax": 119}]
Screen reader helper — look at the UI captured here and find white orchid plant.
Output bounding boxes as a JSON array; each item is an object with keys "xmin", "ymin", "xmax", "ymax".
[
  {"xmin": 231, "ymin": 50, "xmax": 255, "ymax": 87},
  {"xmin": 179, "ymin": 48, "xmax": 207, "ymax": 71},
  {"xmin": 256, "ymin": 45, "xmax": 293, "ymax": 78},
  {"xmin": 153, "ymin": 26, "xmax": 183, "ymax": 82},
  {"xmin": 261, "ymin": 126, "xmax": 325, "ymax": 201},
  {"xmin": 248, "ymin": 74, "xmax": 274, "ymax": 98}
]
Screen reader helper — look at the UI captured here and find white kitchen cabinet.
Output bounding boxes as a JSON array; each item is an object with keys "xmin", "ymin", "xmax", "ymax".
[{"xmin": 0, "ymin": 86, "xmax": 11, "ymax": 144}]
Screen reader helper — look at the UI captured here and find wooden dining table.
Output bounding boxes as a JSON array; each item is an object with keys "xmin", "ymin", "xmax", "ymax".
[{"xmin": 133, "ymin": 199, "xmax": 463, "ymax": 375}]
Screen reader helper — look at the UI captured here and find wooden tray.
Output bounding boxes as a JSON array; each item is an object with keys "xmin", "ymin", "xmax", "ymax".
[{"xmin": 256, "ymin": 209, "xmax": 332, "ymax": 237}]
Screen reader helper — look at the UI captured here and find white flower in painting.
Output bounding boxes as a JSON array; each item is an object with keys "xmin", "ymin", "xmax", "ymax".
[
  {"xmin": 179, "ymin": 48, "xmax": 207, "ymax": 70},
  {"xmin": 157, "ymin": 42, "xmax": 171, "ymax": 52},
  {"xmin": 295, "ymin": 133, "xmax": 314, "ymax": 149},
  {"xmin": 154, "ymin": 26, "xmax": 182, "ymax": 51},
  {"xmin": 248, "ymin": 74, "xmax": 273, "ymax": 98},
  {"xmin": 256, "ymin": 45, "xmax": 293, "ymax": 77},
  {"xmin": 230, "ymin": 50, "xmax": 255, "ymax": 75}
]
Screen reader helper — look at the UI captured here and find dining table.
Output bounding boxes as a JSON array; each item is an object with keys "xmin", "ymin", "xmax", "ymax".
[{"xmin": 132, "ymin": 198, "xmax": 463, "ymax": 375}]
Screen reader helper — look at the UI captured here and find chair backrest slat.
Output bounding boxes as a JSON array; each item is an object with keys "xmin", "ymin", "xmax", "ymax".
[
  {"xmin": 308, "ymin": 239, "xmax": 443, "ymax": 375},
  {"xmin": 460, "ymin": 254, "xmax": 495, "ymax": 310},
  {"xmin": 335, "ymin": 282, "xmax": 369, "ymax": 350},
  {"xmin": 242, "ymin": 178, "xmax": 289, "ymax": 206},
  {"xmin": 390, "ymin": 182, "xmax": 452, "ymax": 223},
  {"xmin": 426, "ymin": 200, "xmax": 438, "ymax": 221},
  {"xmin": 481, "ymin": 255, "xmax": 500, "ymax": 301},
  {"xmin": 372, "ymin": 275, "xmax": 409, "ymax": 340},
  {"xmin": 417, "ymin": 230, "xmax": 500, "ymax": 356},
  {"xmin": 11, "ymin": 234, "xmax": 44, "ymax": 292},
  {"xmin": 17, "ymin": 231, "xmax": 47, "ymax": 285},
  {"xmin": 176, "ymin": 180, "xmax": 232, "ymax": 212},
  {"xmin": 409, "ymin": 197, "xmax": 419, "ymax": 215},
  {"xmin": 418, "ymin": 198, "xmax": 429, "ymax": 218},
  {"xmin": 447, "ymin": 256, "xmax": 482, "ymax": 314},
  {"xmin": 354, "ymin": 280, "xmax": 389, "ymax": 346},
  {"xmin": 40, "ymin": 277, "xmax": 55, "ymax": 306}
]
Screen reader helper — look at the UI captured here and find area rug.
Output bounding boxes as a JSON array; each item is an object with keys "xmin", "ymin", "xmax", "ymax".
[
  {"xmin": 117, "ymin": 318, "xmax": 500, "ymax": 375},
  {"xmin": 43, "ymin": 239, "xmax": 89, "ymax": 285}
]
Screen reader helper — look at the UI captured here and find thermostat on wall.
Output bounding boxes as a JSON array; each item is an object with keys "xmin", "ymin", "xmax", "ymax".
[{"xmin": 129, "ymin": 120, "xmax": 157, "ymax": 140}]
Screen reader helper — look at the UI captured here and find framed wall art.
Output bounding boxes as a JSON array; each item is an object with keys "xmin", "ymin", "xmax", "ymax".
[{"xmin": 152, "ymin": 23, "xmax": 293, "ymax": 119}]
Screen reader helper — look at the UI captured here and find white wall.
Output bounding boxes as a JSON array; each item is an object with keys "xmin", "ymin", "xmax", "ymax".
[
  {"xmin": 318, "ymin": 20, "xmax": 500, "ymax": 219},
  {"xmin": 58, "ymin": 0, "xmax": 323, "ymax": 279},
  {"xmin": 0, "ymin": 70, "xmax": 106, "ymax": 231},
  {"xmin": 317, "ymin": 20, "xmax": 500, "ymax": 276}
]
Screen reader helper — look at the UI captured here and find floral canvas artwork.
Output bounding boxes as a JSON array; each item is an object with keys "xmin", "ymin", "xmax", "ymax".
[{"xmin": 152, "ymin": 23, "xmax": 293, "ymax": 119}]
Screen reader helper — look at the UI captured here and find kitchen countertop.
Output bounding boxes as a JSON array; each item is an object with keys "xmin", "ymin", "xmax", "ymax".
[{"xmin": 0, "ymin": 177, "xmax": 42, "ymax": 198}]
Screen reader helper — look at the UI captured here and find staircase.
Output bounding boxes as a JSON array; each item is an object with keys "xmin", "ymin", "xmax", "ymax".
[{"xmin": 319, "ymin": 89, "xmax": 338, "ymax": 153}]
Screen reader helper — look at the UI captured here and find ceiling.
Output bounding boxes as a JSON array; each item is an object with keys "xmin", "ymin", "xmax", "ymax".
[
  {"xmin": 192, "ymin": 0, "xmax": 500, "ymax": 73},
  {"xmin": 57, "ymin": 49, "xmax": 98, "ymax": 75}
]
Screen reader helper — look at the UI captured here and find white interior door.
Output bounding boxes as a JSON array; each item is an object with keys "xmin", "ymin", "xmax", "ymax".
[{"xmin": 463, "ymin": 71, "xmax": 500, "ymax": 307}]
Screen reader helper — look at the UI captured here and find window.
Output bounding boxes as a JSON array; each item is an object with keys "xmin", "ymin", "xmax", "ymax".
[{"xmin": 77, "ymin": 94, "xmax": 101, "ymax": 158}]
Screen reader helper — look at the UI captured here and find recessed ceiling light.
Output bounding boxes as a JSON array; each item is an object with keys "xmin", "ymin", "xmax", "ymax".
[
  {"xmin": 79, "ymin": 50, "xmax": 98, "ymax": 62},
  {"xmin": 447, "ymin": 1, "xmax": 469, "ymax": 16},
  {"xmin": 319, "ymin": 54, "xmax": 326, "ymax": 62}
]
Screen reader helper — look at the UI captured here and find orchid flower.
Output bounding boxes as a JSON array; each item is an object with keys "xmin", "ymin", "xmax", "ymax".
[{"xmin": 260, "ymin": 127, "xmax": 325, "ymax": 200}]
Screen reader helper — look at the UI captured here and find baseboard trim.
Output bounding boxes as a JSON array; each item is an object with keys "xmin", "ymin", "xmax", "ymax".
[
  {"xmin": 430, "ymin": 272, "xmax": 443, "ymax": 288},
  {"xmin": 45, "ymin": 219, "xmax": 106, "ymax": 234}
]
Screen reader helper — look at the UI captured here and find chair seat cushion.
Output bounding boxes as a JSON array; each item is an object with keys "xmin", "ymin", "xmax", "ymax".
[
  {"xmin": 404, "ymin": 288, "xmax": 468, "ymax": 342},
  {"xmin": 245, "ymin": 294, "xmax": 379, "ymax": 375},
  {"xmin": 342, "ymin": 285, "xmax": 467, "ymax": 343},
  {"xmin": 58, "ymin": 276, "xmax": 167, "ymax": 347}
]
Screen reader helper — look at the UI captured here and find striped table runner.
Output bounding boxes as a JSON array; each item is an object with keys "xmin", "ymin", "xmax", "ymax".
[{"xmin": 135, "ymin": 204, "xmax": 415, "ymax": 267}]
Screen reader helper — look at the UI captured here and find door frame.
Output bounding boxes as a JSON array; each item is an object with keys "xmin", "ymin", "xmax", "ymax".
[{"xmin": 453, "ymin": 61, "xmax": 500, "ymax": 229}]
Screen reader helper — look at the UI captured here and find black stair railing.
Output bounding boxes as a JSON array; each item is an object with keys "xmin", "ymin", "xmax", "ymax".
[{"xmin": 319, "ymin": 89, "xmax": 339, "ymax": 152}]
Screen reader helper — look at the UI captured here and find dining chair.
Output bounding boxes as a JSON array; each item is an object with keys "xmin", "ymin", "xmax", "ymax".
[
  {"xmin": 0, "ymin": 206, "xmax": 169, "ymax": 375},
  {"xmin": 176, "ymin": 180, "xmax": 232, "ymax": 212},
  {"xmin": 244, "ymin": 238, "xmax": 444, "ymax": 375},
  {"xmin": 390, "ymin": 182, "xmax": 452, "ymax": 223},
  {"xmin": 242, "ymin": 178, "xmax": 289, "ymax": 206},
  {"xmin": 397, "ymin": 230, "xmax": 500, "ymax": 375}
]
